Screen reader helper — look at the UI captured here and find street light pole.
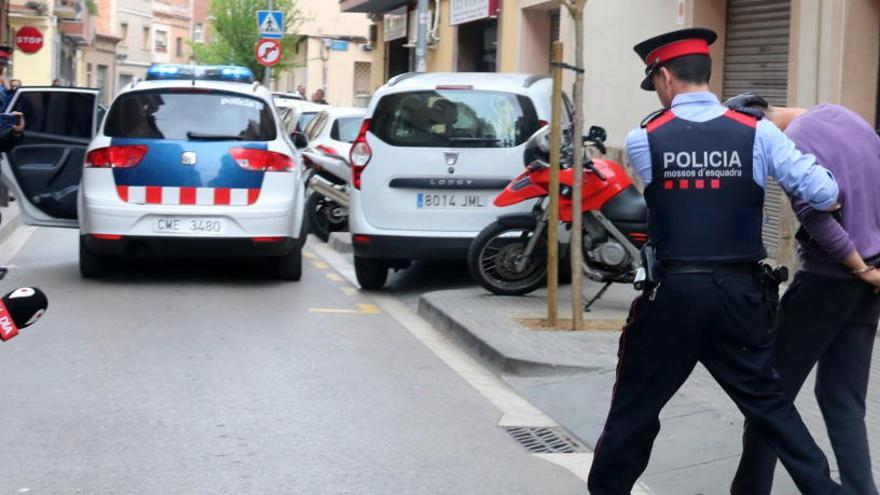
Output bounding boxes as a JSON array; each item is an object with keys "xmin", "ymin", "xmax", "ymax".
[
  {"xmin": 264, "ymin": 0, "xmax": 274, "ymax": 88},
  {"xmin": 415, "ymin": 0, "xmax": 428, "ymax": 72}
]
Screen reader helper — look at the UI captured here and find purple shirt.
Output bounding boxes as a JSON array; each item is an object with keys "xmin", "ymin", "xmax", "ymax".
[{"xmin": 786, "ymin": 104, "xmax": 880, "ymax": 277}]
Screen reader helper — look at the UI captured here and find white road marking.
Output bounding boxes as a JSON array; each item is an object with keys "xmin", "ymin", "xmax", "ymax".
[
  {"xmin": 310, "ymin": 242, "xmax": 665, "ymax": 493},
  {"xmin": 0, "ymin": 225, "xmax": 37, "ymax": 265}
]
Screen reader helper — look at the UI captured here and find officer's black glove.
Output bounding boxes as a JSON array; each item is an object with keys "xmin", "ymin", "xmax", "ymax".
[{"xmin": 723, "ymin": 92, "xmax": 769, "ymax": 119}]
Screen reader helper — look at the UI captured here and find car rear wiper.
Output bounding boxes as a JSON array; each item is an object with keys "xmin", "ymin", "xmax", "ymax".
[{"xmin": 186, "ymin": 131, "xmax": 244, "ymax": 141}]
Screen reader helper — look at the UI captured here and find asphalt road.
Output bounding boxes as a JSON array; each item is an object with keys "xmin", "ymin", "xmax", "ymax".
[{"xmin": 0, "ymin": 227, "xmax": 584, "ymax": 494}]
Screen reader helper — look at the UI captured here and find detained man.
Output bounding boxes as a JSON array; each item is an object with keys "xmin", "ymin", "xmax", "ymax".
[{"xmin": 726, "ymin": 93, "xmax": 880, "ymax": 494}]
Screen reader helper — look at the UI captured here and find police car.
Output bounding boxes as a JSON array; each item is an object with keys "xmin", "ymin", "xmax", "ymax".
[{"xmin": 1, "ymin": 65, "xmax": 307, "ymax": 279}]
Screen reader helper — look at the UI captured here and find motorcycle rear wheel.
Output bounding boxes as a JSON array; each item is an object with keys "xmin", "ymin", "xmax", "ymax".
[
  {"xmin": 468, "ymin": 221, "xmax": 548, "ymax": 296},
  {"xmin": 307, "ymin": 191, "xmax": 347, "ymax": 243}
]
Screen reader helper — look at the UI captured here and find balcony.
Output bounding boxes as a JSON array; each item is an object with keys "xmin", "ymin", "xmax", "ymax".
[{"xmin": 339, "ymin": 0, "xmax": 411, "ymax": 13}]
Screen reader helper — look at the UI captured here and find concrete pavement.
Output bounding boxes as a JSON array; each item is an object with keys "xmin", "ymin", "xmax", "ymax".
[
  {"xmin": 416, "ymin": 278, "xmax": 880, "ymax": 494},
  {"xmin": 0, "ymin": 227, "xmax": 585, "ymax": 494}
]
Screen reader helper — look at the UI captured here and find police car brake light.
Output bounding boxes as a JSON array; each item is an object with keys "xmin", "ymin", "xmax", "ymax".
[
  {"xmin": 85, "ymin": 145, "xmax": 148, "ymax": 169},
  {"xmin": 146, "ymin": 64, "xmax": 254, "ymax": 83},
  {"xmin": 230, "ymin": 147, "xmax": 295, "ymax": 172}
]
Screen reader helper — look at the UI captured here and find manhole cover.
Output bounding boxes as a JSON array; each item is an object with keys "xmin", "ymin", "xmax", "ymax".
[{"xmin": 503, "ymin": 426, "xmax": 587, "ymax": 454}]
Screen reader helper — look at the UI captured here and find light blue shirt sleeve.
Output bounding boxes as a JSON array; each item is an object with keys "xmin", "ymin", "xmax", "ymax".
[
  {"xmin": 756, "ymin": 119, "xmax": 839, "ymax": 211},
  {"xmin": 625, "ymin": 127, "xmax": 652, "ymax": 185}
]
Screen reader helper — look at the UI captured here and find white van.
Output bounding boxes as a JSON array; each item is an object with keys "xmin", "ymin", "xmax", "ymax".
[{"xmin": 347, "ymin": 72, "xmax": 564, "ymax": 289}]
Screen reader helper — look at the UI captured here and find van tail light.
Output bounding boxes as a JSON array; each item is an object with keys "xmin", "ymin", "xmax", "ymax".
[
  {"xmin": 85, "ymin": 145, "xmax": 148, "ymax": 168},
  {"xmin": 349, "ymin": 119, "xmax": 372, "ymax": 190},
  {"xmin": 316, "ymin": 144, "xmax": 338, "ymax": 156},
  {"xmin": 230, "ymin": 147, "xmax": 295, "ymax": 172}
]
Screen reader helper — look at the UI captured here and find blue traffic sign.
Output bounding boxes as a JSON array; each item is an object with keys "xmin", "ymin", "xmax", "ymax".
[{"xmin": 257, "ymin": 10, "xmax": 284, "ymax": 39}]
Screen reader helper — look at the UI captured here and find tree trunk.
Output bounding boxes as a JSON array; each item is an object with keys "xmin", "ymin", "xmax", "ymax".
[{"xmin": 566, "ymin": 1, "xmax": 586, "ymax": 330}]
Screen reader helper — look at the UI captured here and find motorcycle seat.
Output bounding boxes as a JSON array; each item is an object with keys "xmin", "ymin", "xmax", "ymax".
[{"xmin": 601, "ymin": 185, "xmax": 647, "ymax": 223}]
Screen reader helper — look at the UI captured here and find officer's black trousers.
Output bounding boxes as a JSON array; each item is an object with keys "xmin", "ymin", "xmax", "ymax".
[
  {"xmin": 732, "ymin": 271, "xmax": 880, "ymax": 495},
  {"xmin": 587, "ymin": 272, "xmax": 839, "ymax": 495}
]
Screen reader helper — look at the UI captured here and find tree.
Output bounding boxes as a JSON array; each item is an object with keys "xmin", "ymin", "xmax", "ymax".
[
  {"xmin": 192, "ymin": 0, "xmax": 304, "ymax": 81},
  {"xmin": 561, "ymin": 0, "xmax": 587, "ymax": 330}
]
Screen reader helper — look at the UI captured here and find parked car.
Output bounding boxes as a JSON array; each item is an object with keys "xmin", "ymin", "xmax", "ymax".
[
  {"xmin": 347, "ymin": 72, "xmax": 567, "ymax": 289},
  {"xmin": 2, "ymin": 65, "xmax": 308, "ymax": 279},
  {"xmin": 299, "ymin": 107, "xmax": 366, "ymax": 241},
  {"xmin": 272, "ymin": 94, "xmax": 328, "ymax": 133}
]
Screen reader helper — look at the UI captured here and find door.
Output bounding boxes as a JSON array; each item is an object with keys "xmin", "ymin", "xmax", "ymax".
[
  {"xmin": 1, "ymin": 88, "xmax": 99, "ymax": 228},
  {"xmin": 722, "ymin": 0, "xmax": 791, "ymax": 260}
]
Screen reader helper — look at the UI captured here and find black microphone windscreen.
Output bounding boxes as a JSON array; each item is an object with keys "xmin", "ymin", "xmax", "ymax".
[{"xmin": 2, "ymin": 287, "xmax": 48, "ymax": 329}]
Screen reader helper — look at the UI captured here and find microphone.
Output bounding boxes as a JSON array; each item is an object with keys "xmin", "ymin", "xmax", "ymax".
[{"xmin": 0, "ymin": 287, "xmax": 48, "ymax": 342}]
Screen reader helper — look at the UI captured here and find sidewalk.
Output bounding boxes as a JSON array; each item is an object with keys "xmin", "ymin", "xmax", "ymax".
[{"xmin": 418, "ymin": 280, "xmax": 880, "ymax": 494}]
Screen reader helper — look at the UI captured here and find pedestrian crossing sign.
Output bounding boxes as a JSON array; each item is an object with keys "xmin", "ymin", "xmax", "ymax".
[{"xmin": 257, "ymin": 10, "xmax": 284, "ymax": 39}]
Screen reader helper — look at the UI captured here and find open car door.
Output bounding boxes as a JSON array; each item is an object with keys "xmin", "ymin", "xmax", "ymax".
[{"xmin": 1, "ymin": 87, "xmax": 99, "ymax": 228}]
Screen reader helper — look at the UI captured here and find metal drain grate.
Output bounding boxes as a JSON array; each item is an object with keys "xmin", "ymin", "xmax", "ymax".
[{"xmin": 503, "ymin": 426, "xmax": 586, "ymax": 454}]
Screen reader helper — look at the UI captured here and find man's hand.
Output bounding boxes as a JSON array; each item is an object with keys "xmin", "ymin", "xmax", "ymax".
[
  {"xmin": 11, "ymin": 112, "xmax": 24, "ymax": 135},
  {"xmin": 857, "ymin": 268, "xmax": 880, "ymax": 293}
]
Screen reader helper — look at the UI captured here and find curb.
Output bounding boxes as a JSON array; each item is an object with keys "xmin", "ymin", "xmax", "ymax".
[
  {"xmin": 417, "ymin": 293, "xmax": 598, "ymax": 376},
  {"xmin": 328, "ymin": 232, "xmax": 352, "ymax": 254}
]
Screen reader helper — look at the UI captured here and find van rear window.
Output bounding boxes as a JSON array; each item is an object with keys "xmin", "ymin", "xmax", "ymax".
[
  {"xmin": 370, "ymin": 90, "xmax": 540, "ymax": 148},
  {"xmin": 104, "ymin": 90, "xmax": 276, "ymax": 141}
]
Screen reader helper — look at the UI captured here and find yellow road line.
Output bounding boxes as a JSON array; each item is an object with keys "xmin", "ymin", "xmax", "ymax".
[
  {"xmin": 325, "ymin": 273, "xmax": 344, "ymax": 282},
  {"xmin": 312, "ymin": 261, "xmax": 329, "ymax": 270},
  {"xmin": 303, "ymin": 251, "xmax": 316, "ymax": 259},
  {"xmin": 308, "ymin": 304, "xmax": 381, "ymax": 315},
  {"xmin": 340, "ymin": 286, "xmax": 357, "ymax": 296}
]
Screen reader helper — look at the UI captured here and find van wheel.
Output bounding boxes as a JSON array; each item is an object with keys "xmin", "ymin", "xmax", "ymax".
[
  {"xmin": 276, "ymin": 247, "xmax": 303, "ymax": 281},
  {"xmin": 79, "ymin": 237, "xmax": 109, "ymax": 279},
  {"xmin": 354, "ymin": 256, "xmax": 388, "ymax": 290}
]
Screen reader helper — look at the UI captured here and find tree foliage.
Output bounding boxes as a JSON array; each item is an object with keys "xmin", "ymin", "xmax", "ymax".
[{"xmin": 191, "ymin": 0, "xmax": 304, "ymax": 81}]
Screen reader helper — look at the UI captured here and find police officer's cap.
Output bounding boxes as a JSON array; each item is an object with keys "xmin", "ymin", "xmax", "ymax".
[{"xmin": 634, "ymin": 28, "xmax": 717, "ymax": 91}]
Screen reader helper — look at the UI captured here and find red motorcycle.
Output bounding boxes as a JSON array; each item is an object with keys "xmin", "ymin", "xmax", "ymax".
[{"xmin": 467, "ymin": 125, "xmax": 648, "ymax": 305}]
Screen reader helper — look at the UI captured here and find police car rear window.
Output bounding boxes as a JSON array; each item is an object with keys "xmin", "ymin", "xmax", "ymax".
[
  {"xmin": 104, "ymin": 90, "xmax": 276, "ymax": 141},
  {"xmin": 370, "ymin": 90, "xmax": 539, "ymax": 148}
]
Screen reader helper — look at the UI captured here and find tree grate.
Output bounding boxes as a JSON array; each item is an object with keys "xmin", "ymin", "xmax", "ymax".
[{"xmin": 502, "ymin": 426, "xmax": 587, "ymax": 454}]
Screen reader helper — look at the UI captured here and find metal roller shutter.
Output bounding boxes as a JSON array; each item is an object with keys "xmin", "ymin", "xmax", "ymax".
[{"xmin": 722, "ymin": 0, "xmax": 791, "ymax": 260}]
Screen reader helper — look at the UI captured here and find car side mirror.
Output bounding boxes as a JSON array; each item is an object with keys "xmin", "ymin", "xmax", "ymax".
[
  {"xmin": 585, "ymin": 125, "xmax": 607, "ymax": 144},
  {"xmin": 291, "ymin": 131, "xmax": 309, "ymax": 150}
]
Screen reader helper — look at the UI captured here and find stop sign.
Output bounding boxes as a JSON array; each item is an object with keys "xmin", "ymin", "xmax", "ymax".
[{"xmin": 15, "ymin": 27, "xmax": 43, "ymax": 54}]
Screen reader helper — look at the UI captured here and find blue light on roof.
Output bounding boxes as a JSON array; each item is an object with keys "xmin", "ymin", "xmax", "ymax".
[{"xmin": 145, "ymin": 64, "xmax": 255, "ymax": 83}]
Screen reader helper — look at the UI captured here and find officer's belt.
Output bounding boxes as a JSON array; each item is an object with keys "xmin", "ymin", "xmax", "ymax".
[
  {"xmin": 866, "ymin": 252, "xmax": 880, "ymax": 268},
  {"xmin": 660, "ymin": 263, "xmax": 757, "ymax": 277}
]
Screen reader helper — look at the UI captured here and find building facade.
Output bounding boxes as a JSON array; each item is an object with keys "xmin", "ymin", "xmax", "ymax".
[
  {"xmin": 277, "ymin": 0, "xmax": 374, "ymax": 107},
  {"xmin": 152, "ymin": 0, "xmax": 192, "ymax": 65},
  {"xmin": 116, "ymin": 0, "xmax": 155, "ymax": 88},
  {"xmin": 8, "ymin": 0, "xmax": 88, "ymax": 85}
]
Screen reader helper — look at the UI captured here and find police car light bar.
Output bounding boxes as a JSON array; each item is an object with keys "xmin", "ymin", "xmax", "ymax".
[{"xmin": 146, "ymin": 64, "xmax": 255, "ymax": 83}]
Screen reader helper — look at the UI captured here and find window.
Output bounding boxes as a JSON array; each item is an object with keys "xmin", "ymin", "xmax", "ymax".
[
  {"xmin": 12, "ymin": 91, "xmax": 95, "ymax": 139},
  {"xmin": 194, "ymin": 23, "xmax": 204, "ymax": 43},
  {"xmin": 371, "ymin": 90, "xmax": 540, "ymax": 148},
  {"xmin": 96, "ymin": 65, "xmax": 108, "ymax": 104},
  {"xmin": 142, "ymin": 27, "xmax": 150, "ymax": 48},
  {"xmin": 155, "ymin": 30, "xmax": 167, "ymax": 52},
  {"xmin": 297, "ymin": 112, "xmax": 318, "ymax": 132},
  {"xmin": 120, "ymin": 22, "xmax": 128, "ymax": 45},
  {"xmin": 331, "ymin": 117, "xmax": 364, "ymax": 143},
  {"xmin": 104, "ymin": 90, "xmax": 276, "ymax": 141},
  {"xmin": 353, "ymin": 62, "xmax": 371, "ymax": 97},
  {"xmin": 118, "ymin": 73, "xmax": 133, "ymax": 89},
  {"xmin": 176, "ymin": 37, "xmax": 183, "ymax": 57}
]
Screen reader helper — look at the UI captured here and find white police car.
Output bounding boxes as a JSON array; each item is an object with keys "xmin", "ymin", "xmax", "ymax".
[{"xmin": 1, "ymin": 65, "xmax": 307, "ymax": 279}]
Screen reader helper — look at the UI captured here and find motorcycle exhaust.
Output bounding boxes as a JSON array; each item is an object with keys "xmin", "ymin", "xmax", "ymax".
[{"xmin": 309, "ymin": 175, "xmax": 350, "ymax": 208}]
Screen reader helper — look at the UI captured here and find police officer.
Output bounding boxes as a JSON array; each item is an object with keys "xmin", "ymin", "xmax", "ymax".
[{"xmin": 587, "ymin": 28, "xmax": 842, "ymax": 494}]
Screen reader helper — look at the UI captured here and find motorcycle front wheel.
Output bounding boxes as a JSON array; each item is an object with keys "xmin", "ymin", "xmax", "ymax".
[
  {"xmin": 468, "ymin": 221, "xmax": 548, "ymax": 296},
  {"xmin": 306, "ymin": 191, "xmax": 348, "ymax": 242}
]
